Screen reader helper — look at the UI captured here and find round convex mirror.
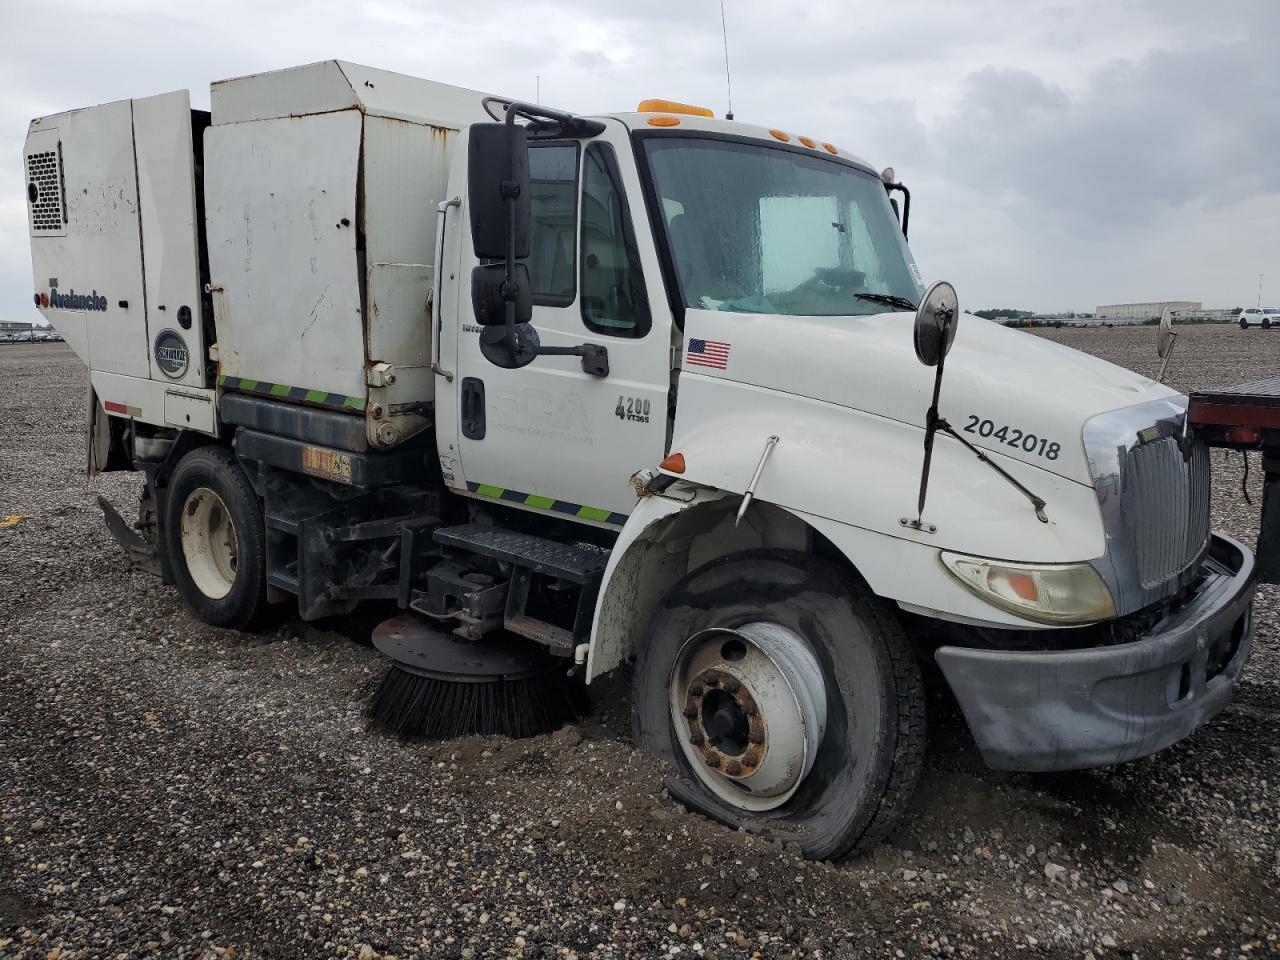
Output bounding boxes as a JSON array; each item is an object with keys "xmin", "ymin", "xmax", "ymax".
[
  {"xmin": 1157, "ymin": 307, "xmax": 1176, "ymax": 358},
  {"xmin": 913, "ymin": 280, "xmax": 959, "ymax": 367}
]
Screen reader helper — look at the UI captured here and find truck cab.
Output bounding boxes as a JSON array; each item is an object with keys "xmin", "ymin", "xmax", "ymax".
[{"xmin": 25, "ymin": 63, "xmax": 1256, "ymax": 860}]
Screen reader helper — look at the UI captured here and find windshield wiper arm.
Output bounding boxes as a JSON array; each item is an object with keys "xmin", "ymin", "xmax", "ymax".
[{"xmin": 856, "ymin": 292, "xmax": 918, "ymax": 311}]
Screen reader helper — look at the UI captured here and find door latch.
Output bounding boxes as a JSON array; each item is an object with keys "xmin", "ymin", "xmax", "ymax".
[{"xmin": 461, "ymin": 377, "xmax": 486, "ymax": 440}]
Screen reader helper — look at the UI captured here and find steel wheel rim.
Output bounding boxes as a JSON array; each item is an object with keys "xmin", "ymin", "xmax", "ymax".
[
  {"xmin": 669, "ymin": 621, "xmax": 828, "ymax": 812},
  {"xmin": 179, "ymin": 486, "xmax": 239, "ymax": 600}
]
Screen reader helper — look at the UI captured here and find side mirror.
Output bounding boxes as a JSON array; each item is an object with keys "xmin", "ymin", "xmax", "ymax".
[
  {"xmin": 913, "ymin": 280, "xmax": 959, "ymax": 367},
  {"xmin": 468, "ymin": 123, "xmax": 530, "ymax": 259},
  {"xmin": 1157, "ymin": 307, "xmax": 1176, "ymax": 358},
  {"xmin": 472, "ymin": 262, "xmax": 532, "ymax": 326},
  {"xmin": 464, "ymin": 103, "xmax": 611, "ymax": 378},
  {"xmin": 1156, "ymin": 307, "xmax": 1179, "ymax": 383}
]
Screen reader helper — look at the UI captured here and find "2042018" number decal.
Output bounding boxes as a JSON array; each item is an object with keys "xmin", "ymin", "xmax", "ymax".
[{"xmin": 964, "ymin": 415, "xmax": 1061, "ymax": 460}]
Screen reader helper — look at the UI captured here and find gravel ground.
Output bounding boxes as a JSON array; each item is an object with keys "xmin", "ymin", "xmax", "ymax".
[{"xmin": 1, "ymin": 327, "xmax": 1277, "ymax": 960}]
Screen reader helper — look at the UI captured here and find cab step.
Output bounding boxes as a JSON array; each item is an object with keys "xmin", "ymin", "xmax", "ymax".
[
  {"xmin": 431, "ymin": 524, "xmax": 609, "ymax": 654},
  {"xmin": 431, "ymin": 524, "xmax": 609, "ymax": 584}
]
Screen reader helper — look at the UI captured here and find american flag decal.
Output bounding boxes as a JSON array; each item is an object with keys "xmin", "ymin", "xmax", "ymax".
[{"xmin": 686, "ymin": 338, "xmax": 731, "ymax": 370}]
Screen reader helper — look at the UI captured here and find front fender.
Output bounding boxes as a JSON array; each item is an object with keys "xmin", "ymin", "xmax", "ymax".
[{"xmin": 586, "ymin": 479, "xmax": 1064, "ymax": 683}]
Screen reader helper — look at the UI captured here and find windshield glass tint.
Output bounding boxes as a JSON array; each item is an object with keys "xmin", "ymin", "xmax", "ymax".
[{"xmin": 643, "ymin": 137, "xmax": 923, "ymax": 316}]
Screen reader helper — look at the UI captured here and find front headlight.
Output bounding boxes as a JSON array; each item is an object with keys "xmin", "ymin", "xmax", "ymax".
[{"xmin": 939, "ymin": 552, "xmax": 1116, "ymax": 624}]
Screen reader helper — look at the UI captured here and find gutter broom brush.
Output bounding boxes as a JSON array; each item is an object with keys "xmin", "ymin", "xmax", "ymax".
[{"xmin": 368, "ymin": 614, "xmax": 587, "ymax": 740}]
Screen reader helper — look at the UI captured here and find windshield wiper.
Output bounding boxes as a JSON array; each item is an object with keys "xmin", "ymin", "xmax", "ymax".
[{"xmin": 856, "ymin": 292, "xmax": 918, "ymax": 311}]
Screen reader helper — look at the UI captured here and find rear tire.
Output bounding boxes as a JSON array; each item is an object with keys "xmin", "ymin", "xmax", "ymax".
[
  {"xmin": 632, "ymin": 550, "xmax": 925, "ymax": 860},
  {"xmin": 162, "ymin": 446, "xmax": 268, "ymax": 630},
  {"xmin": 1241, "ymin": 318, "xmax": 1250, "ymax": 330}
]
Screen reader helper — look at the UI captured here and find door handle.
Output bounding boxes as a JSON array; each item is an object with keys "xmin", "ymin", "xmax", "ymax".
[{"xmin": 461, "ymin": 377, "xmax": 486, "ymax": 440}]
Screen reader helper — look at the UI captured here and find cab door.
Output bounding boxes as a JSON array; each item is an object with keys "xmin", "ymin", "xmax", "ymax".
[{"xmin": 449, "ymin": 120, "xmax": 674, "ymax": 526}]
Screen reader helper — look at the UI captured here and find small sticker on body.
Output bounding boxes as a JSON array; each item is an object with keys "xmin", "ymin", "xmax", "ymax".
[{"xmin": 301, "ymin": 446, "xmax": 354, "ymax": 484}]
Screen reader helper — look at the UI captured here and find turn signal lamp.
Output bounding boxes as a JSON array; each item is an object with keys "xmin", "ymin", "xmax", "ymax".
[
  {"xmin": 660, "ymin": 452, "xmax": 686, "ymax": 474},
  {"xmin": 638, "ymin": 99, "xmax": 715, "ymax": 118}
]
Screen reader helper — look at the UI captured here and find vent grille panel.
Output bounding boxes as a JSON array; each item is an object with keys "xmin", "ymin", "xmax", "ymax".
[
  {"xmin": 1125, "ymin": 437, "xmax": 1210, "ymax": 589},
  {"xmin": 27, "ymin": 147, "xmax": 66, "ymax": 232}
]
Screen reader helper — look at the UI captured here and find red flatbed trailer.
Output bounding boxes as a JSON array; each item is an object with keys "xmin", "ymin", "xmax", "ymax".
[{"xmin": 1189, "ymin": 376, "xmax": 1280, "ymax": 583}]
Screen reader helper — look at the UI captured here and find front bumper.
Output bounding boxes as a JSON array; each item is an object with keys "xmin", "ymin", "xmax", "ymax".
[{"xmin": 936, "ymin": 533, "xmax": 1256, "ymax": 772}]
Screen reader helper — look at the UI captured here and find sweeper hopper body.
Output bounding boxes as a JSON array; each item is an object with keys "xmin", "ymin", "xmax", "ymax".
[{"xmin": 24, "ymin": 61, "xmax": 1257, "ymax": 860}]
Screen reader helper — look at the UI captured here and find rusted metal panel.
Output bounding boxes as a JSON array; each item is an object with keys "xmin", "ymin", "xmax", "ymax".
[
  {"xmin": 362, "ymin": 117, "xmax": 457, "ymax": 431},
  {"xmin": 204, "ymin": 110, "xmax": 366, "ymax": 404}
]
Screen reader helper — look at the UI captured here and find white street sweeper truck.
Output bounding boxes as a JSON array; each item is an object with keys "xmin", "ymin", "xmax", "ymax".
[{"xmin": 24, "ymin": 61, "xmax": 1256, "ymax": 859}]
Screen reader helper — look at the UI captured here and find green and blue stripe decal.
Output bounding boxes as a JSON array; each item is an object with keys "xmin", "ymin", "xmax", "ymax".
[
  {"xmin": 218, "ymin": 374, "xmax": 364, "ymax": 413},
  {"xmin": 466, "ymin": 481, "xmax": 628, "ymax": 526}
]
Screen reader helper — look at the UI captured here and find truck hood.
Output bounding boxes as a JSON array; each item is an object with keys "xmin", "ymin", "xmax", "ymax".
[{"xmin": 681, "ymin": 308, "xmax": 1178, "ymax": 486}]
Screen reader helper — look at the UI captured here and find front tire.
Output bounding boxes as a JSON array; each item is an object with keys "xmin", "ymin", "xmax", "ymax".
[
  {"xmin": 162, "ymin": 446, "xmax": 267, "ymax": 630},
  {"xmin": 633, "ymin": 550, "xmax": 925, "ymax": 860},
  {"xmin": 1241, "ymin": 318, "xmax": 1250, "ymax": 330}
]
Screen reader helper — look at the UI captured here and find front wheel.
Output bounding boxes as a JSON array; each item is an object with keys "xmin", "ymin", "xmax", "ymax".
[
  {"xmin": 162, "ymin": 445, "xmax": 268, "ymax": 630},
  {"xmin": 632, "ymin": 550, "xmax": 925, "ymax": 860},
  {"xmin": 1241, "ymin": 318, "xmax": 1250, "ymax": 329}
]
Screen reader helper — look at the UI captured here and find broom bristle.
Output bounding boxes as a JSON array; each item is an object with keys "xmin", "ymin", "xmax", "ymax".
[{"xmin": 368, "ymin": 663, "xmax": 589, "ymax": 740}]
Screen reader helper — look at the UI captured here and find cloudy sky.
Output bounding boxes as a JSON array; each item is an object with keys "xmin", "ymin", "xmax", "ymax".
[{"xmin": 1, "ymin": 0, "xmax": 1276, "ymax": 320}]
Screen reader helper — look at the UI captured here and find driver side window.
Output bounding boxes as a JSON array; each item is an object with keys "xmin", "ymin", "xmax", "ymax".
[{"xmin": 579, "ymin": 142, "xmax": 651, "ymax": 338}]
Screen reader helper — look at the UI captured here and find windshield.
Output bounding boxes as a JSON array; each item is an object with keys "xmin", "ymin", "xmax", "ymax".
[{"xmin": 642, "ymin": 136, "xmax": 923, "ymax": 316}]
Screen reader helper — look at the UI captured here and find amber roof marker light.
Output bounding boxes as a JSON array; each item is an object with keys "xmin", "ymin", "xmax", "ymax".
[{"xmin": 638, "ymin": 99, "xmax": 714, "ymax": 118}]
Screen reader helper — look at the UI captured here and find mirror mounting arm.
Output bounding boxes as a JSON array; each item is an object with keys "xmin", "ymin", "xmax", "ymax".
[
  {"xmin": 933, "ymin": 418, "xmax": 1049, "ymax": 523},
  {"xmin": 883, "ymin": 180, "xmax": 911, "ymax": 240},
  {"xmin": 533, "ymin": 343, "xmax": 610, "ymax": 377}
]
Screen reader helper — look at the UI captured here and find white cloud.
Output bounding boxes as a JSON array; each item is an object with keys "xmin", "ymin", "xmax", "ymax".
[{"xmin": 2, "ymin": 0, "xmax": 1277, "ymax": 318}]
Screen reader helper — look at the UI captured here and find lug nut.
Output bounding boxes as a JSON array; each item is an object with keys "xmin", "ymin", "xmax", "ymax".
[
  {"xmin": 748, "ymin": 731, "xmax": 765, "ymax": 744},
  {"xmin": 689, "ymin": 732, "xmax": 705, "ymax": 746},
  {"xmin": 743, "ymin": 702, "xmax": 758, "ymax": 716},
  {"xmin": 723, "ymin": 677, "xmax": 741, "ymax": 693},
  {"xmin": 690, "ymin": 682, "xmax": 704, "ymax": 696},
  {"xmin": 705, "ymin": 755, "xmax": 721, "ymax": 768},
  {"xmin": 705, "ymin": 675, "xmax": 720, "ymax": 687},
  {"xmin": 725, "ymin": 760, "xmax": 743, "ymax": 776},
  {"xmin": 683, "ymin": 706, "xmax": 697, "ymax": 719}
]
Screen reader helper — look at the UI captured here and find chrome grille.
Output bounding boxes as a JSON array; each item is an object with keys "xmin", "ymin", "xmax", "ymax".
[
  {"xmin": 1084, "ymin": 397, "xmax": 1212, "ymax": 616},
  {"xmin": 1125, "ymin": 437, "xmax": 1210, "ymax": 588}
]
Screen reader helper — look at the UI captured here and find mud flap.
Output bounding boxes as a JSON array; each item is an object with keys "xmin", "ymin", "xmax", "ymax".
[{"xmin": 97, "ymin": 495, "xmax": 163, "ymax": 578}]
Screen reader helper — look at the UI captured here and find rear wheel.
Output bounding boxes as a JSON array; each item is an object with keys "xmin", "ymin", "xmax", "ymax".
[
  {"xmin": 1241, "ymin": 318, "xmax": 1250, "ymax": 329},
  {"xmin": 633, "ymin": 550, "xmax": 926, "ymax": 860},
  {"xmin": 163, "ymin": 446, "xmax": 267, "ymax": 629}
]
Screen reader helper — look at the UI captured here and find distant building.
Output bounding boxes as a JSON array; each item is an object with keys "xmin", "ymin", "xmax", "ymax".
[
  {"xmin": 1095, "ymin": 301, "xmax": 1202, "ymax": 322},
  {"xmin": 0, "ymin": 321, "xmax": 34, "ymax": 334}
]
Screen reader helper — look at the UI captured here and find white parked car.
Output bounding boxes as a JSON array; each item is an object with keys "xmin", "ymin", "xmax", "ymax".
[{"xmin": 1239, "ymin": 307, "xmax": 1280, "ymax": 328}]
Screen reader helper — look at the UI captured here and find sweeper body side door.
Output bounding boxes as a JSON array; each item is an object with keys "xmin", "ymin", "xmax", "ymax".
[{"xmin": 436, "ymin": 119, "xmax": 675, "ymax": 528}]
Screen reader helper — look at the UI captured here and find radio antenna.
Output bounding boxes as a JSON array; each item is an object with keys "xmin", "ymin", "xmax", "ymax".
[{"xmin": 720, "ymin": 0, "xmax": 734, "ymax": 120}]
